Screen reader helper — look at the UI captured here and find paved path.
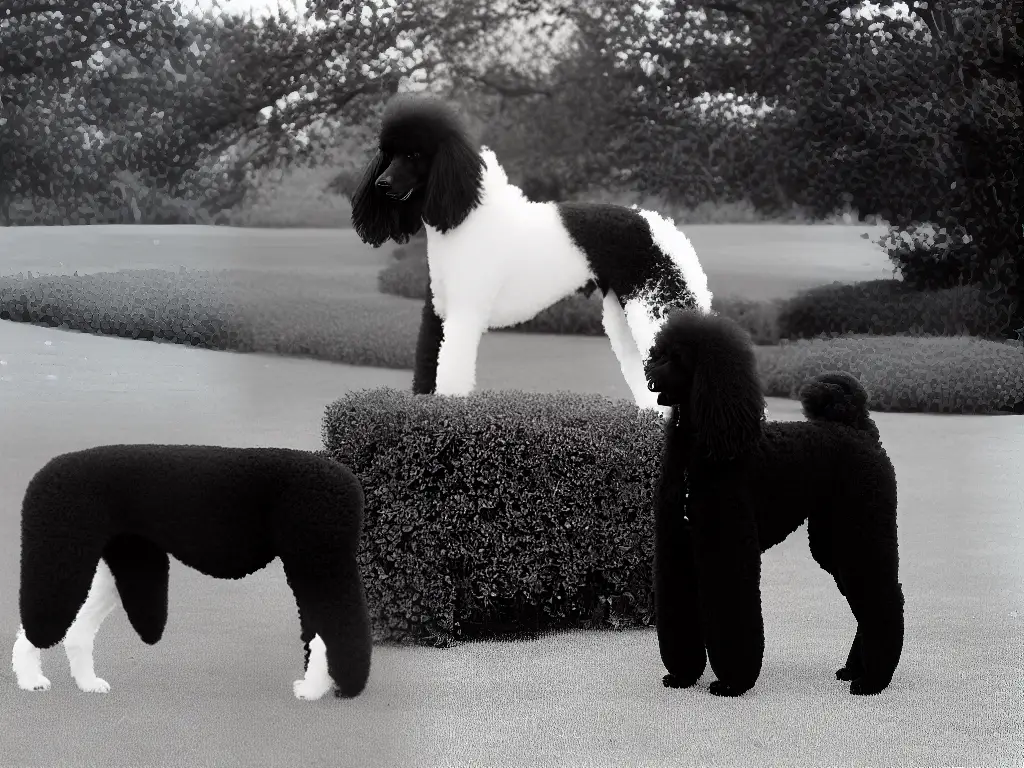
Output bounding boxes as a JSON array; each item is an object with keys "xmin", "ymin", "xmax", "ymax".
[{"xmin": 1, "ymin": 319, "xmax": 1021, "ymax": 767}]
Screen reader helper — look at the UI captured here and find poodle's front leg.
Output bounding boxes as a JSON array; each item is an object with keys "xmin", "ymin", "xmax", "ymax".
[
  {"xmin": 691, "ymin": 491, "xmax": 764, "ymax": 697},
  {"xmin": 435, "ymin": 312, "xmax": 486, "ymax": 397},
  {"xmin": 412, "ymin": 279, "xmax": 444, "ymax": 395}
]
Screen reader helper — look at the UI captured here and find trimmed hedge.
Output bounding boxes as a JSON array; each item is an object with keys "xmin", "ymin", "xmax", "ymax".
[
  {"xmin": 0, "ymin": 269, "xmax": 420, "ymax": 369},
  {"xmin": 776, "ymin": 279, "xmax": 1007, "ymax": 340},
  {"xmin": 321, "ymin": 388, "xmax": 664, "ymax": 645},
  {"xmin": 758, "ymin": 335, "xmax": 1024, "ymax": 414}
]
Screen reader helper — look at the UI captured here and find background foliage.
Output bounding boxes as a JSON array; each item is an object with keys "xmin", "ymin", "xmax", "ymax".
[{"xmin": 1, "ymin": 0, "xmax": 1020, "ymax": 338}]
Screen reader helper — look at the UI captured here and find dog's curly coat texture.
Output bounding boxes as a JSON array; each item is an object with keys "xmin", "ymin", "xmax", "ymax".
[
  {"xmin": 12, "ymin": 445, "xmax": 371, "ymax": 701},
  {"xmin": 350, "ymin": 94, "xmax": 712, "ymax": 415},
  {"xmin": 645, "ymin": 311, "xmax": 904, "ymax": 697}
]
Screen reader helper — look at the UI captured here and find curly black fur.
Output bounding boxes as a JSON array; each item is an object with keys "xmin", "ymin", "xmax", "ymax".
[
  {"xmin": 350, "ymin": 94, "xmax": 485, "ymax": 247},
  {"xmin": 646, "ymin": 311, "xmax": 904, "ymax": 697},
  {"xmin": 18, "ymin": 445, "xmax": 372, "ymax": 698},
  {"xmin": 349, "ymin": 94, "xmax": 485, "ymax": 393}
]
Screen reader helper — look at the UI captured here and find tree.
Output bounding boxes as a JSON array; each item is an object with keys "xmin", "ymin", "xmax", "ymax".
[
  {"xmin": 0, "ymin": 0, "xmax": 421, "ymax": 222},
  {"xmin": 572, "ymin": 0, "xmax": 1022, "ymax": 338}
]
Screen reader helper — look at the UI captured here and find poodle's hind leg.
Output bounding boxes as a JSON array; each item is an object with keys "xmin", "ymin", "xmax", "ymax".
[
  {"xmin": 600, "ymin": 290, "xmax": 669, "ymax": 418},
  {"xmin": 833, "ymin": 551, "xmax": 904, "ymax": 695},
  {"xmin": 434, "ymin": 312, "xmax": 487, "ymax": 397},
  {"xmin": 102, "ymin": 535, "xmax": 170, "ymax": 646},
  {"xmin": 63, "ymin": 559, "xmax": 120, "ymax": 693},
  {"xmin": 835, "ymin": 625, "xmax": 864, "ymax": 682},
  {"xmin": 655, "ymin": 515, "xmax": 707, "ymax": 689}
]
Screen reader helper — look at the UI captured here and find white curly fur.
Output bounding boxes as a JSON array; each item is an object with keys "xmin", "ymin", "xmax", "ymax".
[
  {"xmin": 13, "ymin": 560, "xmax": 119, "ymax": 693},
  {"xmin": 425, "ymin": 148, "xmax": 711, "ymax": 416}
]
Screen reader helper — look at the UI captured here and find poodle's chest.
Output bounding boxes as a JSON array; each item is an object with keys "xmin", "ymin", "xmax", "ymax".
[{"xmin": 424, "ymin": 212, "xmax": 594, "ymax": 326}]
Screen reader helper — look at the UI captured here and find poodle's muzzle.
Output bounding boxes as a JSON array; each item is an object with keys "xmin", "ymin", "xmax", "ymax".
[
  {"xmin": 645, "ymin": 358, "xmax": 687, "ymax": 407},
  {"xmin": 375, "ymin": 153, "xmax": 424, "ymax": 201}
]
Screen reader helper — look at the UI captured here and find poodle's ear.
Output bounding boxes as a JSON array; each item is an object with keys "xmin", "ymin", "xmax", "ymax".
[
  {"xmin": 350, "ymin": 151, "xmax": 420, "ymax": 246},
  {"xmin": 422, "ymin": 135, "xmax": 485, "ymax": 233},
  {"xmin": 689, "ymin": 326, "xmax": 765, "ymax": 460}
]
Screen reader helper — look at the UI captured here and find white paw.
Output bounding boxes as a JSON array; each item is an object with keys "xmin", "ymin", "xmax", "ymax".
[
  {"xmin": 293, "ymin": 677, "xmax": 332, "ymax": 701},
  {"xmin": 76, "ymin": 676, "xmax": 111, "ymax": 694},
  {"xmin": 17, "ymin": 674, "xmax": 51, "ymax": 692}
]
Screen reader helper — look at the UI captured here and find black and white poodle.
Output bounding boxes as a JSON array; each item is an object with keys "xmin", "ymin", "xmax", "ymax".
[
  {"xmin": 645, "ymin": 311, "xmax": 904, "ymax": 696},
  {"xmin": 350, "ymin": 94, "xmax": 713, "ymax": 417},
  {"xmin": 12, "ymin": 445, "xmax": 371, "ymax": 701}
]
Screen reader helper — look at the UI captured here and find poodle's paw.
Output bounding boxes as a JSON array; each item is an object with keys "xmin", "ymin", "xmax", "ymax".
[
  {"xmin": 709, "ymin": 679, "xmax": 752, "ymax": 698},
  {"xmin": 75, "ymin": 676, "xmax": 111, "ymax": 694},
  {"xmin": 849, "ymin": 678, "xmax": 888, "ymax": 696},
  {"xmin": 835, "ymin": 665, "xmax": 862, "ymax": 682},
  {"xmin": 17, "ymin": 673, "xmax": 51, "ymax": 692},
  {"xmin": 293, "ymin": 676, "xmax": 332, "ymax": 701},
  {"xmin": 662, "ymin": 673, "xmax": 699, "ymax": 689}
]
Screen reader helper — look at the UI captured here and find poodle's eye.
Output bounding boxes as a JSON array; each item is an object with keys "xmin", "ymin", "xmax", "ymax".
[{"xmin": 408, "ymin": 152, "xmax": 420, "ymax": 159}]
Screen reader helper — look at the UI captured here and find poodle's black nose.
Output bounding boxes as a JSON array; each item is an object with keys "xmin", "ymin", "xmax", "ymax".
[{"xmin": 375, "ymin": 176, "xmax": 391, "ymax": 189}]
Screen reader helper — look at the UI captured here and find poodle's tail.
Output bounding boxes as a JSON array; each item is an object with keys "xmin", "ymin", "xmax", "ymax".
[{"xmin": 800, "ymin": 372, "xmax": 879, "ymax": 439}]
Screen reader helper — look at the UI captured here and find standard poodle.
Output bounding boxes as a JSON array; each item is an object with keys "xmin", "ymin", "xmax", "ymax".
[
  {"xmin": 645, "ymin": 310, "xmax": 904, "ymax": 696},
  {"xmin": 350, "ymin": 94, "xmax": 713, "ymax": 417},
  {"xmin": 11, "ymin": 444, "xmax": 371, "ymax": 701}
]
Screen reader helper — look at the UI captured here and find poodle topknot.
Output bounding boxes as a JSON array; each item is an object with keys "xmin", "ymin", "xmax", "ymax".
[
  {"xmin": 350, "ymin": 93, "xmax": 713, "ymax": 416},
  {"xmin": 646, "ymin": 310, "xmax": 904, "ymax": 698}
]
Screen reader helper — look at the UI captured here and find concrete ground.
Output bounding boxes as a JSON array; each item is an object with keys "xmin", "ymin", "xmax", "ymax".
[{"xmin": 1, "ymin": 318, "xmax": 1021, "ymax": 768}]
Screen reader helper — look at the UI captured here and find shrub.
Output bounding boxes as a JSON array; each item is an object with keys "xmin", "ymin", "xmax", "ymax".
[
  {"xmin": 878, "ymin": 223, "xmax": 986, "ymax": 291},
  {"xmin": 377, "ymin": 248, "xmax": 429, "ymax": 300},
  {"xmin": 776, "ymin": 279, "xmax": 1007, "ymax": 340},
  {"xmin": 713, "ymin": 295, "xmax": 782, "ymax": 345},
  {"xmin": 757, "ymin": 335, "xmax": 1024, "ymax": 414},
  {"xmin": 0, "ymin": 269, "xmax": 420, "ymax": 369},
  {"xmin": 321, "ymin": 388, "xmax": 663, "ymax": 645}
]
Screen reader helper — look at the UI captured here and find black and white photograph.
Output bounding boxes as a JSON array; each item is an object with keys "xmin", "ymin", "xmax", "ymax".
[{"xmin": 1, "ymin": 0, "xmax": 1021, "ymax": 765}]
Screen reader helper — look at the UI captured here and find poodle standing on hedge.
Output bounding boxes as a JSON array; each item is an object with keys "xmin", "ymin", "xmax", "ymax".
[
  {"xmin": 12, "ymin": 445, "xmax": 371, "ymax": 701},
  {"xmin": 645, "ymin": 311, "xmax": 904, "ymax": 697},
  {"xmin": 350, "ymin": 94, "xmax": 713, "ymax": 416}
]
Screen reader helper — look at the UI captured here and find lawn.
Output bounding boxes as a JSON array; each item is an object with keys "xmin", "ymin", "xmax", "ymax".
[{"xmin": 0, "ymin": 224, "xmax": 1020, "ymax": 766}]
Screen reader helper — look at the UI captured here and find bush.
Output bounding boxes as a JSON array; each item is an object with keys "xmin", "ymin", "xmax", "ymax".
[
  {"xmin": 757, "ymin": 335, "xmax": 1024, "ymax": 414},
  {"xmin": 321, "ymin": 388, "xmax": 663, "ymax": 645},
  {"xmin": 377, "ymin": 247, "xmax": 429, "ymax": 299},
  {"xmin": 878, "ymin": 223, "xmax": 987, "ymax": 290},
  {"xmin": 0, "ymin": 269, "xmax": 420, "ymax": 369},
  {"xmin": 713, "ymin": 295, "xmax": 782, "ymax": 345},
  {"xmin": 776, "ymin": 279, "xmax": 1007, "ymax": 340}
]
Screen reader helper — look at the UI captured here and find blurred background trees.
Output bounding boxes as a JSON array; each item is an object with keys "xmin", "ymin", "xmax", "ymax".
[{"xmin": 1, "ymin": 0, "xmax": 1020, "ymax": 338}]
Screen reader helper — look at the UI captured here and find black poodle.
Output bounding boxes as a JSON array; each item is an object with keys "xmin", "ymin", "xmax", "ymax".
[
  {"xmin": 12, "ymin": 445, "xmax": 371, "ymax": 701},
  {"xmin": 645, "ymin": 311, "xmax": 904, "ymax": 697}
]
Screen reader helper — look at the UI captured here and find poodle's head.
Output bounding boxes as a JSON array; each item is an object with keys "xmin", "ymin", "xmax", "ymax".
[
  {"xmin": 350, "ymin": 95, "xmax": 486, "ymax": 247},
  {"xmin": 645, "ymin": 310, "xmax": 765, "ymax": 460}
]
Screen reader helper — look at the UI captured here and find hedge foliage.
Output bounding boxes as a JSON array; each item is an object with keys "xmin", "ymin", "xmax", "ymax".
[
  {"xmin": 776, "ymin": 279, "xmax": 1008, "ymax": 341},
  {"xmin": 0, "ymin": 269, "xmax": 420, "ymax": 369},
  {"xmin": 758, "ymin": 335, "xmax": 1024, "ymax": 414},
  {"xmin": 321, "ymin": 388, "xmax": 664, "ymax": 645}
]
